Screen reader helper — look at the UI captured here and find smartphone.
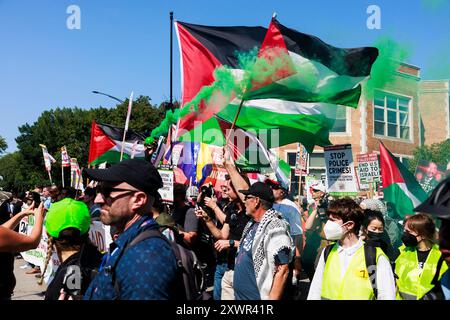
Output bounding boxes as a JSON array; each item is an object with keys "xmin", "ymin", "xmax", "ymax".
[{"xmin": 31, "ymin": 192, "xmax": 41, "ymax": 206}]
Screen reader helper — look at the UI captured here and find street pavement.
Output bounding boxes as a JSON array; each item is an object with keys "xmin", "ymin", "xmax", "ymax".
[{"xmin": 12, "ymin": 257, "xmax": 46, "ymax": 300}]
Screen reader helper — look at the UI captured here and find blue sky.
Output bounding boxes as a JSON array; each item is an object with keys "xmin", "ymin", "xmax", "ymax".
[{"xmin": 0, "ymin": 0, "xmax": 449, "ymax": 152}]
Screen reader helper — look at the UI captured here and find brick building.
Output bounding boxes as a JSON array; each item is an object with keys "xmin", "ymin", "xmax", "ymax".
[{"xmin": 275, "ymin": 63, "xmax": 450, "ymax": 194}]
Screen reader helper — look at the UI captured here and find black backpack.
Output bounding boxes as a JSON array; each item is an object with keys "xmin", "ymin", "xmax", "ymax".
[
  {"xmin": 111, "ymin": 227, "xmax": 208, "ymax": 300},
  {"xmin": 323, "ymin": 243, "xmax": 379, "ymax": 299}
]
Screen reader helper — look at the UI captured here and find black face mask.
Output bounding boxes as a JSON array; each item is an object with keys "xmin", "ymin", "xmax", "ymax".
[
  {"xmin": 367, "ymin": 231, "xmax": 383, "ymax": 242},
  {"xmin": 402, "ymin": 231, "xmax": 418, "ymax": 247}
]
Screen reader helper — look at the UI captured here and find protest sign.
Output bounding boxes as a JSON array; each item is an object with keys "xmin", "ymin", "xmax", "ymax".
[
  {"xmin": 88, "ymin": 221, "xmax": 112, "ymax": 253},
  {"xmin": 158, "ymin": 169, "xmax": 174, "ymax": 202},
  {"xmin": 356, "ymin": 153, "xmax": 380, "ymax": 183},
  {"xmin": 324, "ymin": 144, "xmax": 358, "ymax": 196},
  {"xmin": 415, "ymin": 159, "xmax": 448, "ymax": 194},
  {"xmin": 295, "ymin": 144, "xmax": 308, "ymax": 176}
]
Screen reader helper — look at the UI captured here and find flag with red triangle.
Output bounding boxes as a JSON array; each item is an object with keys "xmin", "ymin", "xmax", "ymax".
[
  {"xmin": 88, "ymin": 121, "xmax": 146, "ymax": 166},
  {"xmin": 379, "ymin": 142, "xmax": 427, "ymax": 218}
]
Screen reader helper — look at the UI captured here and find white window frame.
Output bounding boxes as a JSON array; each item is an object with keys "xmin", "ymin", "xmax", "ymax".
[
  {"xmin": 373, "ymin": 90, "xmax": 413, "ymax": 143},
  {"xmin": 330, "ymin": 106, "xmax": 352, "ymax": 136}
]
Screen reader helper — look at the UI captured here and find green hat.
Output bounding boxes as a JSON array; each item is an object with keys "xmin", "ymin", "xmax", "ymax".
[
  {"xmin": 144, "ymin": 136, "xmax": 155, "ymax": 146},
  {"xmin": 45, "ymin": 198, "xmax": 91, "ymax": 238}
]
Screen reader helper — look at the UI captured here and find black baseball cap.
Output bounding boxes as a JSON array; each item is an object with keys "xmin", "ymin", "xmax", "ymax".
[
  {"xmin": 414, "ymin": 177, "xmax": 450, "ymax": 220},
  {"xmin": 239, "ymin": 182, "xmax": 275, "ymax": 203},
  {"xmin": 84, "ymin": 159, "xmax": 163, "ymax": 196}
]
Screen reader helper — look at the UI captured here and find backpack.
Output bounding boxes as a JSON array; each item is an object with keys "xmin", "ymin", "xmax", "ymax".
[
  {"xmin": 111, "ymin": 227, "xmax": 209, "ymax": 300},
  {"xmin": 323, "ymin": 243, "xmax": 379, "ymax": 299}
]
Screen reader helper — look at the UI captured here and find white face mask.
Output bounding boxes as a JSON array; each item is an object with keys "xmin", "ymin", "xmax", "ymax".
[{"xmin": 323, "ymin": 220, "xmax": 347, "ymax": 240}]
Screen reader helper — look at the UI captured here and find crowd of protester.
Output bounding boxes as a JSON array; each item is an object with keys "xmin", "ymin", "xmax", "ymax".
[{"xmin": 0, "ymin": 147, "xmax": 449, "ymax": 301}]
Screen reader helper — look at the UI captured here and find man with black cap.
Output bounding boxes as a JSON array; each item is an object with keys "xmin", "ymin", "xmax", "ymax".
[
  {"xmin": 233, "ymin": 181, "xmax": 294, "ymax": 300},
  {"xmin": 82, "ymin": 159, "xmax": 180, "ymax": 300},
  {"xmin": 414, "ymin": 177, "xmax": 450, "ymax": 299}
]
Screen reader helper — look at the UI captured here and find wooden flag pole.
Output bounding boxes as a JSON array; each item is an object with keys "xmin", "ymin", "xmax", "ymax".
[
  {"xmin": 225, "ymin": 96, "xmax": 246, "ymax": 144},
  {"xmin": 48, "ymin": 170, "xmax": 53, "ymax": 185}
]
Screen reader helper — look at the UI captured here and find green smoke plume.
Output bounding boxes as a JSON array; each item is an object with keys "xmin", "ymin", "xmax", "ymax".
[{"xmin": 364, "ymin": 36, "xmax": 411, "ymax": 100}]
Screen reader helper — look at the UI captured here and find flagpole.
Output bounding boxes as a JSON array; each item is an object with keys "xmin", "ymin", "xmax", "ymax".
[
  {"xmin": 120, "ymin": 91, "xmax": 134, "ymax": 162},
  {"xmin": 62, "ymin": 165, "xmax": 65, "ymax": 188},
  {"xmin": 225, "ymin": 96, "xmax": 246, "ymax": 144},
  {"xmin": 48, "ymin": 170, "xmax": 53, "ymax": 185},
  {"xmin": 169, "ymin": 11, "xmax": 174, "ymax": 166}
]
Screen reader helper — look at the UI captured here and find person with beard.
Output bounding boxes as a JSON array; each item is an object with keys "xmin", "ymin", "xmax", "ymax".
[
  {"xmin": 395, "ymin": 213, "xmax": 448, "ymax": 300},
  {"xmin": 414, "ymin": 177, "xmax": 450, "ymax": 300}
]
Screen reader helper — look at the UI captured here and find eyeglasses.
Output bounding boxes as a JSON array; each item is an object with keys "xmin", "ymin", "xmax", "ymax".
[
  {"xmin": 96, "ymin": 184, "xmax": 138, "ymax": 200},
  {"xmin": 244, "ymin": 195, "xmax": 256, "ymax": 201}
]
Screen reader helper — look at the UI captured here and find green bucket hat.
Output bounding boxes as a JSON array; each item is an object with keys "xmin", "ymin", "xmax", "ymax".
[{"xmin": 45, "ymin": 198, "xmax": 91, "ymax": 238}]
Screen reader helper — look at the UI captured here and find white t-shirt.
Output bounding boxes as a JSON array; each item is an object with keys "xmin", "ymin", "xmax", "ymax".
[{"xmin": 273, "ymin": 198, "xmax": 303, "ymax": 236}]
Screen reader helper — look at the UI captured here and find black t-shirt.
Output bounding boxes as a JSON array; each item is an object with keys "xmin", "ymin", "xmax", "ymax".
[
  {"xmin": 222, "ymin": 202, "xmax": 250, "ymax": 269},
  {"xmin": 417, "ymin": 249, "xmax": 431, "ymax": 270},
  {"xmin": 45, "ymin": 242, "xmax": 103, "ymax": 300},
  {"xmin": 0, "ymin": 252, "xmax": 15, "ymax": 299},
  {"xmin": 171, "ymin": 204, "xmax": 190, "ymax": 230}
]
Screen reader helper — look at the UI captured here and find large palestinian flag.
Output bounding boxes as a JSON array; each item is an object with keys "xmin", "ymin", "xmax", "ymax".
[
  {"xmin": 88, "ymin": 122, "xmax": 146, "ymax": 166},
  {"xmin": 175, "ymin": 18, "xmax": 378, "ymax": 152},
  {"xmin": 379, "ymin": 142, "xmax": 427, "ymax": 219}
]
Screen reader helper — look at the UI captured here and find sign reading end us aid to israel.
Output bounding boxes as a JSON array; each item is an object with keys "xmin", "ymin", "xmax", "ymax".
[
  {"xmin": 324, "ymin": 144, "xmax": 358, "ymax": 196},
  {"xmin": 356, "ymin": 153, "xmax": 380, "ymax": 183}
]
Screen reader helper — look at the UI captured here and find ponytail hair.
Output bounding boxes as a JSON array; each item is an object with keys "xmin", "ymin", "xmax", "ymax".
[{"xmin": 38, "ymin": 236, "xmax": 54, "ymax": 285}]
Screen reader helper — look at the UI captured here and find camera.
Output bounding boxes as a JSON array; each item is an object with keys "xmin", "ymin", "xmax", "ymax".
[
  {"xmin": 198, "ymin": 184, "xmax": 215, "ymax": 218},
  {"xmin": 317, "ymin": 196, "xmax": 329, "ymax": 223},
  {"xmin": 29, "ymin": 191, "xmax": 41, "ymax": 206}
]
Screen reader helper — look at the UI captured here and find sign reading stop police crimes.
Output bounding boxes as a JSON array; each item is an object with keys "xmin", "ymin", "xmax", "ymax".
[
  {"xmin": 324, "ymin": 144, "xmax": 358, "ymax": 196},
  {"xmin": 356, "ymin": 153, "xmax": 380, "ymax": 183}
]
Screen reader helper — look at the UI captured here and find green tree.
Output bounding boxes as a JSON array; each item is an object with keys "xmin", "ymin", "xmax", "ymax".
[
  {"xmin": 408, "ymin": 138, "xmax": 450, "ymax": 174},
  {"xmin": 1, "ymin": 96, "xmax": 165, "ymax": 190}
]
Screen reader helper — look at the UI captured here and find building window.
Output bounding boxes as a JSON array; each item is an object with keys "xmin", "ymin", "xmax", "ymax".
[
  {"xmin": 287, "ymin": 152, "xmax": 297, "ymax": 167},
  {"xmin": 374, "ymin": 91, "xmax": 411, "ymax": 140},
  {"xmin": 331, "ymin": 105, "xmax": 347, "ymax": 133},
  {"xmin": 309, "ymin": 152, "xmax": 326, "ymax": 169}
]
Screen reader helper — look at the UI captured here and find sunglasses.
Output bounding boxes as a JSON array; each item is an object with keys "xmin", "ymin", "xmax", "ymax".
[
  {"xmin": 96, "ymin": 184, "xmax": 137, "ymax": 199},
  {"xmin": 244, "ymin": 195, "xmax": 256, "ymax": 201}
]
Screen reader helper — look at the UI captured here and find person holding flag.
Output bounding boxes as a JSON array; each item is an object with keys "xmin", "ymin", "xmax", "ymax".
[
  {"xmin": 39, "ymin": 144, "xmax": 56, "ymax": 184},
  {"xmin": 61, "ymin": 146, "xmax": 71, "ymax": 188}
]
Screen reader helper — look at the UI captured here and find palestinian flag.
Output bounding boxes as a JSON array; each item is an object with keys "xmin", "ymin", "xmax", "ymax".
[
  {"xmin": 88, "ymin": 122, "xmax": 146, "ymax": 166},
  {"xmin": 175, "ymin": 18, "xmax": 378, "ymax": 152},
  {"xmin": 379, "ymin": 142, "xmax": 427, "ymax": 218}
]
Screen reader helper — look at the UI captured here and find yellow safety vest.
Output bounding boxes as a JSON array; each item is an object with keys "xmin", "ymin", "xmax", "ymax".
[
  {"xmin": 321, "ymin": 244, "xmax": 386, "ymax": 300},
  {"xmin": 395, "ymin": 244, "xmax": 448, "ymax": 300}
]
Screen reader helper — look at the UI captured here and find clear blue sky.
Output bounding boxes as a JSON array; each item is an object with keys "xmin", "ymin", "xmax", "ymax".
[{"xmin": 0, "ymin": 0, "xmax": 449, "ymax": 152}]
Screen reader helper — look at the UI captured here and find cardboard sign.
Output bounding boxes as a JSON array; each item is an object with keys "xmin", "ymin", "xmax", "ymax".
[
  {"xmin": 158, "ymin": 169, "xmax": 174, "ymax": 202},
  {"xmin": 324, "ymin": 144, "xmax": 358, "ymax": 196},
  {"xmin": 295, "ymin": 144, "xmax": 308, "ymax": 176},
  {"xmin": 356, "ymin": 153, "xmax": 380, "ymax": 183}
]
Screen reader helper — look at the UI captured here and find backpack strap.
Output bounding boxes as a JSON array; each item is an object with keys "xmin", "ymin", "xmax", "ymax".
[
  {"xmin": 323, "ymin": 243, "xmax": 335, "ymax": 264},
  {"xmin": 431, "ymin": 255, "xmax": 445, "ymax": 286},
  {"xmin": 364, "ymin": 245, "xmax": 378, "ymax": 300},
  {"xmin": 111, "ymin": 228, "xmax": 164, "ymax": 299}
]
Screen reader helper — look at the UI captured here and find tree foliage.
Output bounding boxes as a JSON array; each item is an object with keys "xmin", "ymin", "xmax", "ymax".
[
  {"xmin": 0, "ymin": 96, "xmax": 167, "ymax": 191},
  {"xmin": 408, "ymin": 138, "xmax": 450, "ymax": 174}
]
